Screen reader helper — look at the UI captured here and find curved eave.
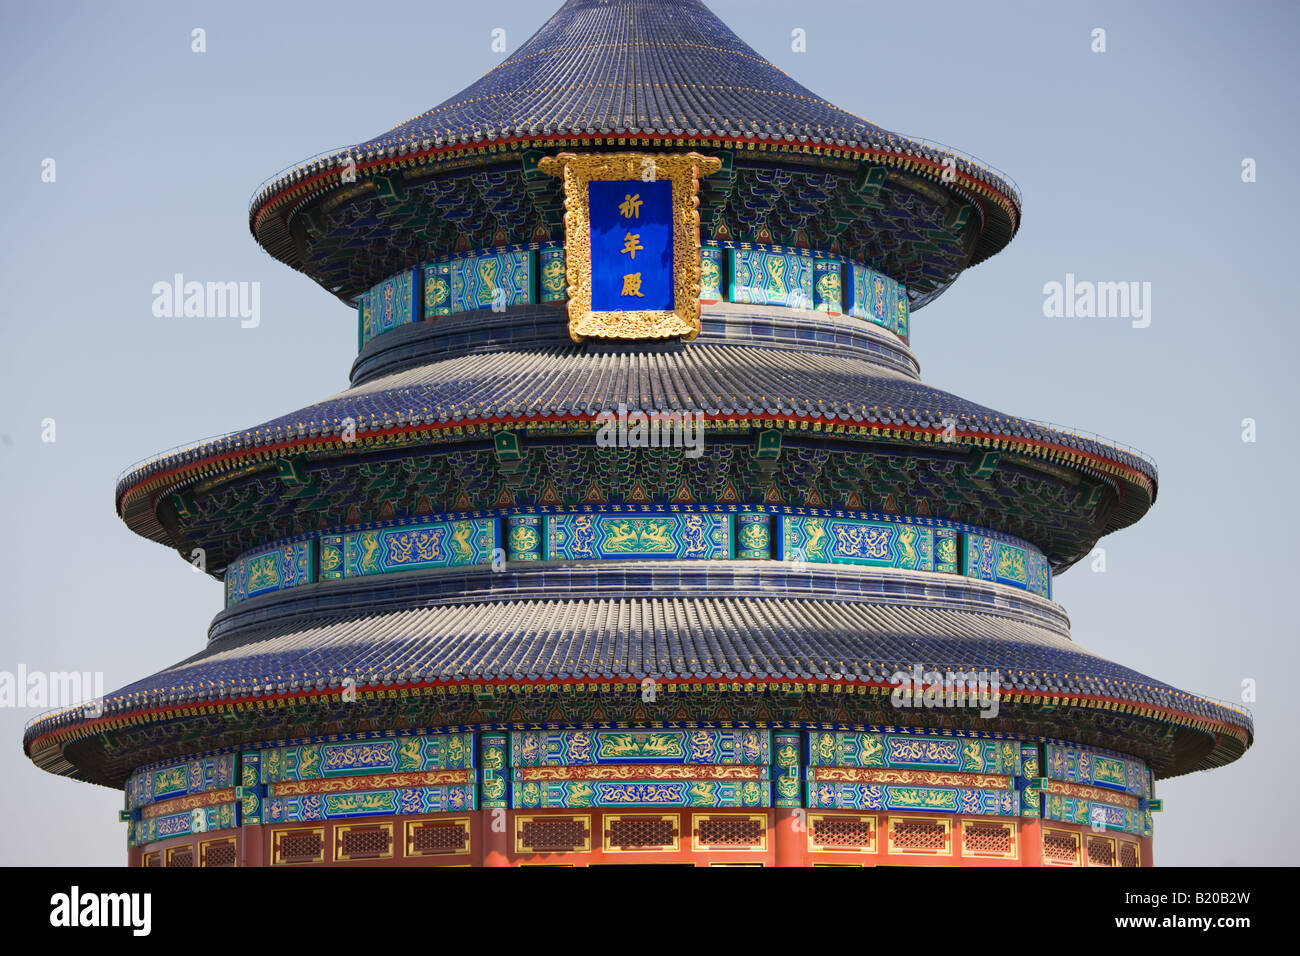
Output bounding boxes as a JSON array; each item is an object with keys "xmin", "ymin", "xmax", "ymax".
[
  {"xmin": 23, "ymin": 568, "xmax": 1247, "ymax": 785},
  {"xmin": 24, "ymin": 678, "xmax": 1251, "ymax": 788},
  {"xmin": 248, "ymin": 132, "xmax": 1020, "ymax": 301},
  {"xmin": 114, "ymin": 411, "xmax": 1156, "ymax": 550}
]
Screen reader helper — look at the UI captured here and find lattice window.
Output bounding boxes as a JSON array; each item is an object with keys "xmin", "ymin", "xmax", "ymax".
[
  {"xmin": 336, "ymin": 825, "xmax": 393, "ymax": 861},
  {"xmin": 409, "ymin": 820, "xmax": 470, "ymax": 856},
  {"xmin": 606, "ymin": 816, "xmax": 677, "ymax": 850},
  {"xmin": 520, "ymin": 818, "xmax": 590, "ymax": 853},
  {"xmin": 696, "ymin": 816, "xmax": 764, "ymax": 848},
  {"xmin": 1042, "ymin": 829, "xmax": 1081, "ymax": 865},
  {"xmin": 165, "ymin": 846, "xmax": 194, "ymax": 868},
  {"xmin": 890, "ymin": 819, "xmax": 949, "ymax": 854},
  {"xmin": 200, "ymin": 839, "xmax": 237, "ymax": 868},
  {"xmin": 963, "ymin": 822, "xmax": 1014, "ymax": 859},
  {"xmin": 142, "ymin": 851, "xmax": 161, "ymax": 868},
  {"xmin": 811, "ymin": 815, "xmax": 875, "ymax": 850},
  {"xmin": 1119, "ymin": 842, "xmax": 1140, "ymax": 868},
  {"xmin": 274, "ymin": 828, "xmax": 324, "ymax": 865},
  {"xmin": 1087, "ymin": 836, "xmax": 1116, "ymax": 867}
]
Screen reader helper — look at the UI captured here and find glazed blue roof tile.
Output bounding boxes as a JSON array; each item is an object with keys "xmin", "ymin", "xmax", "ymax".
[
  {"xmin": 116, "ymin": 332, "xmax": 1157, "ymax": 503},
  {"xmin": 360, "ymin": 0, "xmax": 888, "ymax": 148},
  {"xmin": 249, "ymin": 0, "xmax": 1020, "ymax": 228},
  {"xmin": 65, "ymin": 584, "xmax": 1248, "ymax": 734}
]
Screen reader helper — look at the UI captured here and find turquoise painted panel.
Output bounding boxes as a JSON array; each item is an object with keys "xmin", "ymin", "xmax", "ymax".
[
  {"xmin": 240, "ymin": 751, "xmax": 262, "ymax": 825},
  {"xmin": 1046, "ymin": 744, "xmax": 1148, "ymax": 797},
  {"xmin": 506, "ymin": 514, "xmax": 542, "ymax": 561},
  {"xmin": 729, "ymin": 247, "xmax": 814, "ymax": 309},
  {"xmin": 965, "ymin": 533, "xmax": 1051, "ymax": 599},
  {"xmin": 423, "ymin": 261, "xmax": 452, "ymax": 318},
  {"xmin": 224, "ymin": 540, "xmax": 314, "ymax": 607},
  {"xmin": 357, "ymin": 295, "xmax": 374, "ymax": 351},
  {"xmin": 319, "ymin": 533, "xmax": 344, "ymax": 581},
  {"xmin": 735, "ymin": 513, "xmax": 771, "ymax": 560},
  {"xmin": 260, "ymin": 733, "xmax": 476, "ymax": 783},
  {"xmin": 1021, "ymin": 744, "xmax": 1041, "ymax": 817},
  {"xmin": 805, "ymin": 782, "xmax": 1018, "ymax": 816},
  {"xmin": 779, "ymin": 514, "xmax": 935, "ymax": 571},
  {"xmin": 773, "ymin": 732, "xmax": 802, "ymax": 808},
  {"xmin": 1043, "ymin": 792, "xmax": 1151, "ymax": 837},
  {"xmin": 358, "ymin": 268, "xmax": 418, "ymax": 348},
  {"xmin": 812, "ymin": 257, "xmax": 841, "ymax": 313},
  {"xmin": 935, "ymin": 527, "xmax": 959, "ymax": 573},
  {"xmin": 479, "ymin": 732, "xmax": 510, "ymax": 810},
  {"xmin": 132, "ymin": 802, "xmax": 238, "ymax": 846},
  {"xmin": 547, "ymin": 512, "xmax": 730, "ymax": 560},
  {"xmin": 264, "ymin": 785, "xmax": 474, "ymax": 822},
  {"xmin": 512, "ymin": 777, "xmax": 770, "ymax": 809},
  {"xmin": 538, "ymin": 247, "xmax": 567, "ymax": 303},
  {"xmin": 847, "ymin": 263, "xmax": 909, "ymax": 340},
  {"xmin": 699, "ymin": 245, "xmax": 726, "ymax": 300},
  {"xmin": 450, "ymin": 249, "xmax": 533, "ymax": 313},
  {"xmin": 807, "ymin": 731, "xmax": 1019, "ymax": 774},
  {"xmin": 342, "ymin": 518, "xmax": 495, "ymax": 576},
  {"xmin": 127, "ymin": 753, "xmax": 238, "ymax": 810},
  {"xmin": 512, "ymin": 730, "xmax": 769, "ymax": 766}
]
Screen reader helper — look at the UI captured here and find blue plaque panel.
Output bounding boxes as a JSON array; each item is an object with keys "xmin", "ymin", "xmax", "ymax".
[{"xmin": 588, "ymin": 179, "xmax": 674, "ymax": 312}]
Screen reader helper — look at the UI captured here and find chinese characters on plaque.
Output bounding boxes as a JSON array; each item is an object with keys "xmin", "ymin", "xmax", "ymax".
[
  {"xmin": 588, "ymin": 179, "xmax": 674, "ymax": 311},
  {"xmin": 537, "ymin": 151, "xmax": 721, "ymax": 341}
]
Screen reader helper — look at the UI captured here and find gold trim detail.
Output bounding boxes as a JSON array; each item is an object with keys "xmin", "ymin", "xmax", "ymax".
[
  {"xmin": 1086, "ymin": 832, "xmax": 1117, "ymax": 867},
  {"xmin": 537, "ymin": 151, "xmax": 721, "ymax": 342},
  {"xmin": 198, "ymin": 836, "xmax": 238, "ymax": 868},
  {"xmin": 515, "ymin": 813, "xmax": 594, "ymax": 854},
  {"xmin": 886, "ymin": 815, "xmax": 953, "ymax": 856},
  {"xmin": 960, "ymin": 819, "xmax": 1017, "ymax": 860},
  {"xmin": 602, "ymin": 812, "xmax": 681, "ymax": 852},
  {"xmin": 163, "ymin": 844, "xmax": 193, "ymax": 867},
  {"xmin": 1041, "ymin": 827, "xmax": 1082, "ymax": 867},
  {"xmin": 332, "ymin": 822, "xmax": 395, "ymax": 862},
  {"xmin": 691, "ymin": 812, "xmax": 769, "ymax": 852},
  {"xmin": 807, "ymin": 812, "xmax": 878, "ymax": 853},
  {"xmin": 270, "ymin": 825, "xmax": 326, "ymax": 866},
  {"xmin": 404, "ymin": 816, "xmax": 472, "ymax": 857}
]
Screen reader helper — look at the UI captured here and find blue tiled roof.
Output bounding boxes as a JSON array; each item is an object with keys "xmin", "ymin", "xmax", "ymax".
[
  {"xmin": 119, "ymin": 330, "xmax": 1157, "ymax": 502},
  {"xmin": 362, "ymin": 0, "xmax": 886, "ymax": 148},
  {"xmin": 248, "ymin": 0, "xmax": 1021, "ymax": 310},
  {"xmin": 25, "ymin": 564, "xmax": 1251, "ymax": 768}
]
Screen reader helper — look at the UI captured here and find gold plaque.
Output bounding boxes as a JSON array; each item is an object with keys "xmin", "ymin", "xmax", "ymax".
[{"xmin": 537, "ymin": 151, "xmax": 721, "ymax": 341}]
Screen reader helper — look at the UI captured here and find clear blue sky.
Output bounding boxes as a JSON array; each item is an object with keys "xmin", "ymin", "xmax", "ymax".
[{"xmin": 1, "ymin": 0, "xmax": 1294, "ymax": 865}]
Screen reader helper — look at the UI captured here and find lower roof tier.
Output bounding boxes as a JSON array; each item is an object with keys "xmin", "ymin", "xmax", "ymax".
[
  {"xmin": 24, "ymin": 563, "xmax": 1251, "ymax": 787},
  {"xmin": 116, "ymin": 304, "xmax": 1157, "ymax": 575}
]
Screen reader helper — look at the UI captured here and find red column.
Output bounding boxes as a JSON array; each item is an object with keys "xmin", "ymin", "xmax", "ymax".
[
  {"xmin": 482, "ymin": 809, "xmax": 510, "ymax": 866},
  {"xmin": 773, "ymin": 807, "xmax": 806, "ymax": 867},
  {"xmin": 240, "ymin": 823, "xmax": 266, "ymax": 867},
  {"xmin": 1019, "ymin": 817, "xmax": 1041, "ymax": 866}
]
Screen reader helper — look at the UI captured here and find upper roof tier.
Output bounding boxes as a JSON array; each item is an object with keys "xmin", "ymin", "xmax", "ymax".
[
  {"xmin": 360, "ymin": 0, "xmax": 893, "ymax": 150},
  {"xmin": 249, "ymin": 0, "xmax": 1021, "ymax": 306}
]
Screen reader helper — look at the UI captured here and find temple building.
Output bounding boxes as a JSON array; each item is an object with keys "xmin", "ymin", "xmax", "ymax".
[{"xmin": 24, "ymin": 0, "xmax": 1251, "ymax": 867}]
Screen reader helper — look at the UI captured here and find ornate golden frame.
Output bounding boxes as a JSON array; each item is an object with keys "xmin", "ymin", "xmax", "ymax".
[
  {"xmin": 538, "ymin": 151, "xmax": 722, "ymax": 341},
  {"xmin": 333, "ymin": 821, "xmax": 395, "ymax": 862}
]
